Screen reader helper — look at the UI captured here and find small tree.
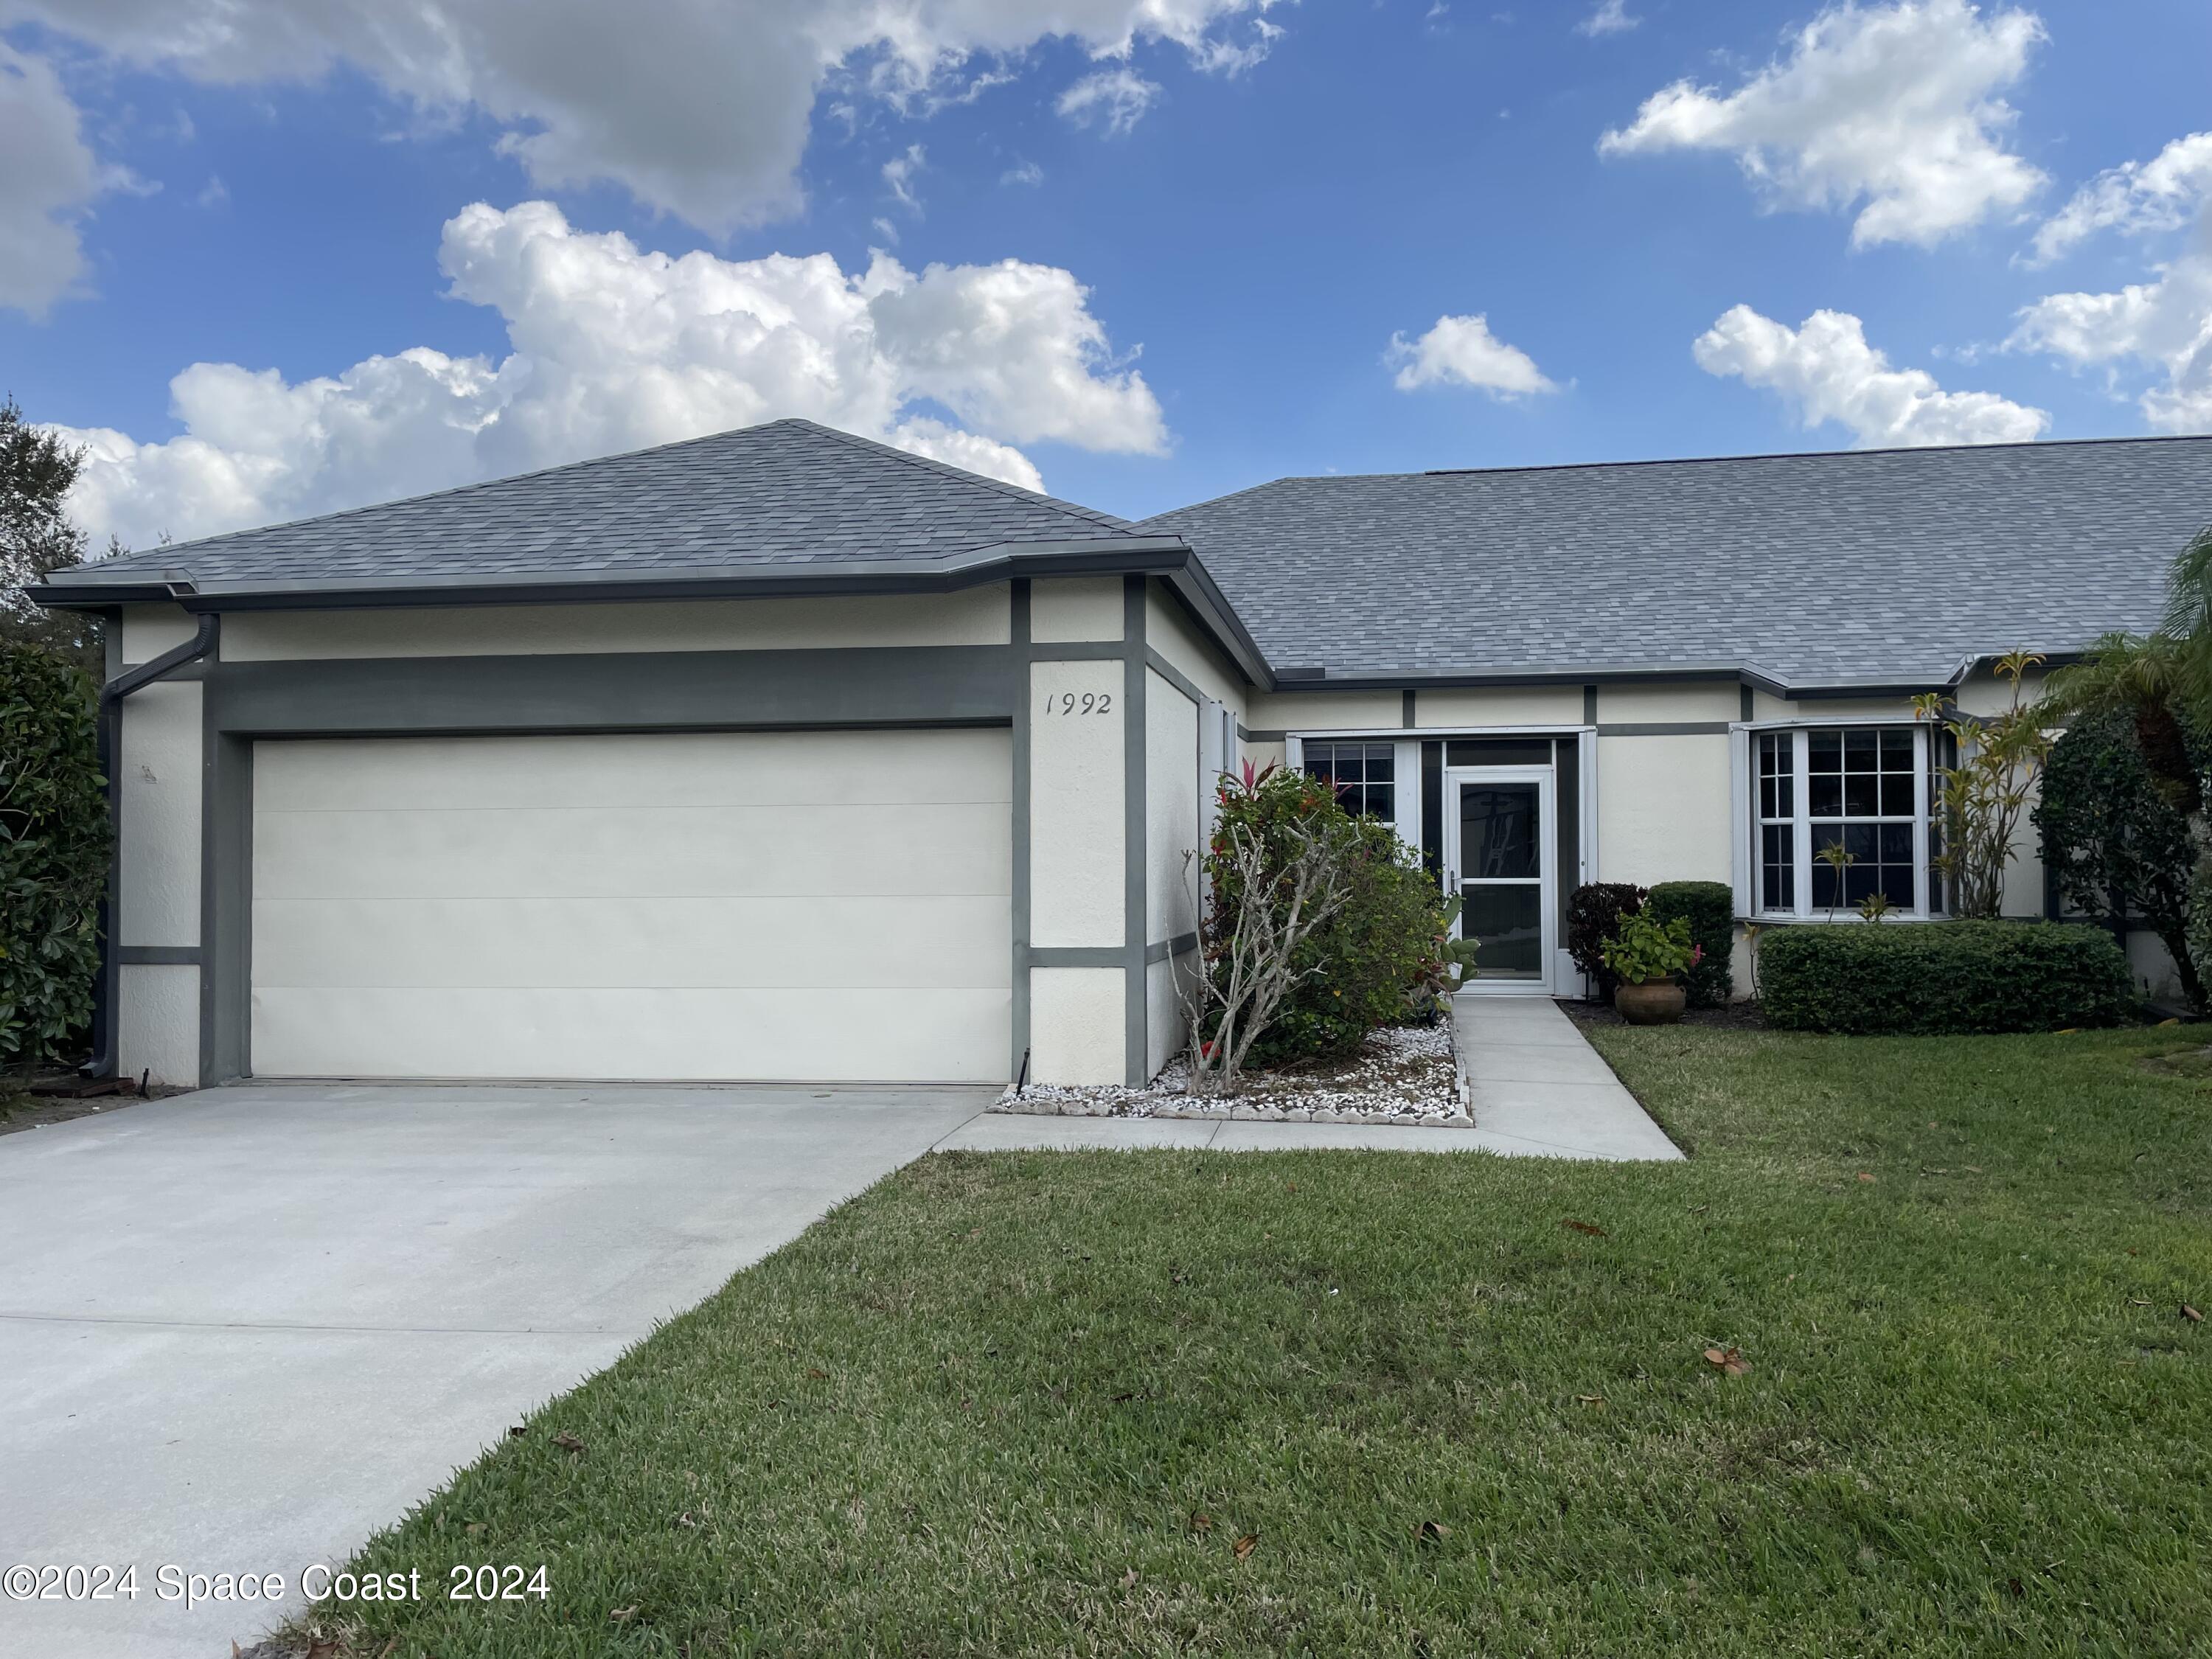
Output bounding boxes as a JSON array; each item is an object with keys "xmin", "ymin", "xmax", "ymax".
[
  {"xmin": 1183, "ymin": 764, "xmax": 1361, "ymax": 1096},
  {"xmin": 1913, "ymin": 650, "xmax": 2053, "ymax": 919},
  {"xmin": 1, "ymin": 641, "xmax": 109, "ymax": 1069},
  {"xmin": 1, "ymin": 398, "xmax": 100, "ymax": 672},
  {"xmin": 2036, "ymin": 704, "xmax": 2206, "ymax": 1013}
]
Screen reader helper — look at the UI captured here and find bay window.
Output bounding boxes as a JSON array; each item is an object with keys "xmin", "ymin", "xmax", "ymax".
[{"xmin": 1750, "ymin": 724, "xmax": 1938, "ymax": 919}]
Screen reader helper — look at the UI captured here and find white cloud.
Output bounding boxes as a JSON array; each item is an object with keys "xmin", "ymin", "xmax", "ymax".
[
  {"xmin": 2025, "ymin": 131, "xmax": 2212, "ymax": 265},
  {"xmin": 1055, "ymin": 66, "xmax": 1161, "ymax": 134},
  {"xmin": 1386, "ymin": 314, "xmax": 1555, "ymax": 398},
  {"xmin": 1695, "ymin": 304, "xmax": 2049, "ymax": 445},
  {"xmin": 0, "ymin": 42, "xmax": 116, "ymax": 316},
  {"xmin": 52, "ymin": 200, "xmax": 1169, "ymax": 546},
  {"xmin": 1001, "ymin": 159, "xmax": 1044, "ymax": 185},
  {"xmin": 882, "ymin": 143, "xmax": 927, "ymax": 211},
  {"xmin": 2008, "ymin": 131, "xmax": 2212, "ymax": 432},
  {"xmin": 1576, "ymin": 0, "xmax": 1638, "ymax": 38},
  {"xmin": 1599, "ymin": 0, "xmax": 2046, "ymax": 248},
  {"xmin": 3, "ymin": 0, "xmax": 1284, "ymax": 234}
]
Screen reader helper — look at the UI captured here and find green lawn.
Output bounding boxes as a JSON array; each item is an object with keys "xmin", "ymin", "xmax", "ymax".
[{"xmin": 315, "ymin": 1026, "xmax": 2211, "ymax": 1657}]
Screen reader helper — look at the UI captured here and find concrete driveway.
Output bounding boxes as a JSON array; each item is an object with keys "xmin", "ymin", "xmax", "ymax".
[{"xmin": 0, "ymin": 1082, "xmax": 988, "ymax": 1659}]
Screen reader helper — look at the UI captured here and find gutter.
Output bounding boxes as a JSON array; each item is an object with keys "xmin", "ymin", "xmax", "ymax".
[{"xmin": 86, "ymin": 612, "xmax": 220, "ymax": 1083}]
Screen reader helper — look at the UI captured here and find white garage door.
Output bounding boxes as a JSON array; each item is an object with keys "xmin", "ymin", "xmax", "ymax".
[{"xmin": 250, "ymin": 728, "xmax": 1012, "ymax": 1082}]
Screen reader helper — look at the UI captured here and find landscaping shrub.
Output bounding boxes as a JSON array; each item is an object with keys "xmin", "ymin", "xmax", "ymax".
[
  {"xmin": 2034, "ymin": 703, "xmax": 2208, "ymax": 1013},
  {"xmin": 0, "ymin": 641, "xmax": 108, "ymax": 1067},
  {"xmin": 1203, "ymin": 765, "xmax": 1451, "ymax": 1069},
  {"xmin": 1760, "ymin": 920, "xmax": 2135, "ymax": 1034},
  {"xmin": 1645, "ymin": 880, "xmax": 1735, "ymax": 1006},
  {"xmin": 1567, "ymin": 881, "xmax": 1646, "ymax": 999}
]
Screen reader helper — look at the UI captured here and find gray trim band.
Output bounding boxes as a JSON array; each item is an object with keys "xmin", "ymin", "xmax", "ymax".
[
  {"xmin": 118, "ymin": 945, "xmax": 201, "ymax": 966},
  {"xmin": 1142, "ymin": 645, "xmax": 1207, "ymax": 710},
  {"xmin": 1596, "ymin": 720, "xmax": 1733, "ymax": 737},
  {"xmin": 1010, "ymin": 582, "xmax": 1033, "ymax": 1079},
  {"xmin": 1145, "ymin": 933, "xmax": 1198, "ymax": 964},
  {"xmin": 1124, "ymin": 574, "xmax": 1149, "ymax": 1087},
  {"xmin": 1402, "ymin": 689, "xmax": 1416, "ymax": 728},
  {"xmin": 1583, "ymin": 684, "xmax": 1599, "ymax": 725},
  {"xmin": 1241, "ymin": 727, "xmax": 1286, "ymax": 743},
  {"xmin": 1031, "ymin": 946, "xmax": 1127, "ymax": 968}
]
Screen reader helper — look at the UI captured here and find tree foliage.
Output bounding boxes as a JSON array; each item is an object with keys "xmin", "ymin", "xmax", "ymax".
[
  {"xmin": 1913, "ymin": 650, "xmax": 2051, "ymax": 919},
  {"xmin": 1, "ymin": 397, "xmax": 100, "ymax": 672},
  {"xmin": 1, "ymin": 641, "xmax": 108, "ymax": 1068},
  {"xmin": 2035, "ymin": 704, "xmax": 2208, "ymax": 1013}
]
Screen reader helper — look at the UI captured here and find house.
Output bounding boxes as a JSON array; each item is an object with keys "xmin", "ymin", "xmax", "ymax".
[{"xmin": 35, "ymin": 419, "xmax": 2212, "ymax": 1091}]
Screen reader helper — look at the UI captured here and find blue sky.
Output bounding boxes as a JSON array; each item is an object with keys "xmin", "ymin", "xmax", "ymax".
[{"xmin": 2, "ymin": 0, "xmax": 2208, "ymax": 545}]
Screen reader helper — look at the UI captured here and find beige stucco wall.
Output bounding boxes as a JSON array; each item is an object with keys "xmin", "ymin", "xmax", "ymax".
[
  {"xmin": 1031, "ymin": 576, "xmax": 1123, "ymax": 643},
  {"xmin": 1030, "ymin": 966, "xmax": 1124, "ymax": 1085},
  {"xmin": 1146, "ymin": 954, "xmax": 1189, "ymax": 1079},
  {"xmin": 1416, "ymin": 685, "xmax": 1584, "ymax": 727},
  {"xmin": 1145, "ymin": 667, "xmax": 1201, "ymax": 945},
  {"xmin": 1595, "ymin": 730, "xmax": 1734, "ymax": 888},
  {"xmin": 1247, "ymin": 689, "xmax": 1400, "ymax": 731},
  {"xmin": 119, "ymin": 963, "xmax": 198, "ymax": 1088},
  {"xmin": 1144, "ymin": 580, "xmax": 1246, "ymax": 712},
  {"xmin": 1594, "ymin": 682, "xmax": 1737, "ymax": 724},
  {"xmin": 219, "ymin": 588, "xmax": 1012, "ymax": 660},
  {"xmin": 121, "ymin": 604, "xmax": 199, "ymax": 666}
]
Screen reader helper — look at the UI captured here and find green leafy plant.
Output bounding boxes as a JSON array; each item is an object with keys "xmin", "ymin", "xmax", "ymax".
[
  {"xmin": 1, "ymin": 641, "xmax": 108, "ymax": 1068},
  {"xmin": 1186, "ymin": 762, "xmax": 1450, "ymax": 1091},
  {"xmin": 2035, "ymin": 704, "xmax": 2205, "ymax": 1012},
  {"xmin": 1760, "ymin": 920, "xmax": 2135, "ymax": 1034},
  {"xmin": 1815, "ymin": 839, "xmax": 1856, "ymax": 924},
  {"xmin": 1913, "ymin": 650, "xmax": 2054, "ymax": 919},
  {"xmin": 1857, "ymin": 891, "xmax": 1896, "ymax": 923},
  {"xmin": 1599, "ymin": 910, "xmax": 1697, "ymax": 987},
  {"xmin": 1567, "ymin": 881, "xmax": 1647, "ymax": 999},
  {"xmin": 1645, "ymin": 880, "xmax": 1734, "ymax": 1006}
]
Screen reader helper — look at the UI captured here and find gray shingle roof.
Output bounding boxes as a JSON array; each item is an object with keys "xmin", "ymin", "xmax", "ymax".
[
  {"xmin": 76, "ymin": 417, "xmax": 1146, "ymax": 588},
  {"xmin": 1140, "ymin": 437, "xmax": 2212, "ymax": 689}
]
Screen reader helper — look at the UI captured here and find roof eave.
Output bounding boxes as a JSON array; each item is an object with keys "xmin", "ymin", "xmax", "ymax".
[{"xmin": 28, "ymin": 534, "xmax": 1277, "ymax": 690}]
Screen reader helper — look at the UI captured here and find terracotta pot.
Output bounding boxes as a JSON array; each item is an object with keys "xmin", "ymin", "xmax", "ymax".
[{"xmin": 1614, "ymin": 978, "xmax": 1687, "ymax": 1026}]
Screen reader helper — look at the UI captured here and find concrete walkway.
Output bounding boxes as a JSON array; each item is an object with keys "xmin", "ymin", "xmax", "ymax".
[
  {"xmin": 1453, "ymin": 997, "xmax": 1685, "ymax": 1161},
  {"xmin": 942, "ymin": 998, "xmax": 1682, "ymax": 1161}
]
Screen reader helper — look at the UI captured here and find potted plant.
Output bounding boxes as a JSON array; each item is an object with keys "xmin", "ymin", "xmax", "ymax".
[{"xmin": 1599, "ymin": 911, "xmax": 1700, "ymax": 1025}]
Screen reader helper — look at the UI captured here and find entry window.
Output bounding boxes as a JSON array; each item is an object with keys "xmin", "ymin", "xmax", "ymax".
[
  {"xmin": 1751, "ymin": 726, "xmax": 1931, "ymax": 917},
  {"xmin": 1303, "ymin": 740, "xmax": 1394, "ymax": 820}
]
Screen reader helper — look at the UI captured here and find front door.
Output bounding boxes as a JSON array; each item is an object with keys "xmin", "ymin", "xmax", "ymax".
[{"xmin": 1443, "ymin": 767, "xmax": 1555, "ymax": 995}]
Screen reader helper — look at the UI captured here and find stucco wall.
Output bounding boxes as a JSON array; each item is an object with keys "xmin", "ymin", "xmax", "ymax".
[
  {"xmin": 1416, "ymin": 685, "xmax": 1584, "ymax": 727},
  {"xmin": 1146, "ymin": 954, "xmax": 1189, "ymax": 1079},
  {"xmin": 1028, "ymin": 656, "xmax": 1124, "ymax": 950},
  {"xmin": 1246, "ymin": 689, "xmax": 1401, "ymax": 732},
  {"xmin": 1146, "ymin": 667, "xmax": 1201, "ymax": 945},
  {"xmin": 1030, "ymin": 576, "xmax": 1124, "ymax": 644},
  {"xmin": 219, "ymin": 588, "xmax": 1012, "ymax": 660},
  {"xmin": 1595, "ymin": 731, "xmax": 1734, "ymax": 888},
  {"xmin": 119, "ymin": 963, "xmax": 198, "ymax": 1088},
  {"xmin": 1030, "ymin": 966, "xmax": 1124, "ymax": 1085},
  {"xmin": 1145, "ymin": 581, "xmax": 1246, "ymax": 711},
  {"xmin": 1595, "ymin": 682, "xmax": 1737, "ymax": 724}
]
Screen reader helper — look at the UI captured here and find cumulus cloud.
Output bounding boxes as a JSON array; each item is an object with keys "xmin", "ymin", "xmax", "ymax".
[
  {"xmin": 2008, "ymin": 131, "xmax": 2212, "ymax": 432},
  {"xmin": 1599, "ymin": 0, "xmax": 2046, "ymax": 248},
  {"xmin": 3, "ymin": 0, "xmax": 1285, "ymax": 234},
  {"xmin": 1695, "ymin": 304, "xmax": 2049, "ymax": 445},
  {"xmin": 1056, "ymin": 66, "xmax": 1161, "ymax": 133},
  {"xmin": 52, "ymin": 201, "xmax": 1169, "ymax": 547},
  {"xmin": 882, "ymin": 143, "xmax": 927, "ymax": 212},
  {"xmin": 0, "ymin": 43, "xmax": 118, "ymax": 316},
  {"xmin": 1386, "ymin": 314, "xmax": 1556, "ymax": 398},
  {"xmin": 1577, "ymin": 0, "xmax": 1638, "ymax": 37}
]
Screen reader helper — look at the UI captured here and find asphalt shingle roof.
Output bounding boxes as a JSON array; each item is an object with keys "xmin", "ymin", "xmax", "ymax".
[
  {"xmin": 80, "ymin": 417, "xmax": 1145, "ymax": 587},
  {"xmin": 1140, "ymin": 437, "xmax": 2212, "ymax": 689}
]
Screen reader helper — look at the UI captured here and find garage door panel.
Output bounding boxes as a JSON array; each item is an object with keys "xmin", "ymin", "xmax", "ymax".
[
  {"xmin": 253, "ymin": 895, "xmax": 1010, "ymax": 990},
  {"xmin": 255, "ymin": 730, "xmax": 1011, "ymax": 813},
  {"xmin": 254, "ymin": 802, "xmax": 1010, "ymax": 900},
  {"xmin": 251, "ymin": 988, "xmax": 1009, "ymax": 1083},
  {"xmin": 250, "ymin": 728, "xmax": 1012, "ymax": 1082}
]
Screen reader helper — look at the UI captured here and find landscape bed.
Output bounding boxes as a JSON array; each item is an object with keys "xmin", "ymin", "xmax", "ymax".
[
  {"xmin": 995, "ymin": 1021, "xmax": 1465, "ymax": 1124},
  {"xmin": 291, "ymin": 1023, "xmax": 2210, "ymax": 1658}
]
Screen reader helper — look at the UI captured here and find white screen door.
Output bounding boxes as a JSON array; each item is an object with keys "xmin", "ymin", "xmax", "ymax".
[{"xmin": 1442, "ymin": 765, "xmax": 1556, "ymax": 995}]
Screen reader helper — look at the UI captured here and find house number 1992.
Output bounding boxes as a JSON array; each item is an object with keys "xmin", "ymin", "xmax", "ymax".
[{"xmin": 1044, "ymin": 692, "xmax": 1113, "ymax": 715}]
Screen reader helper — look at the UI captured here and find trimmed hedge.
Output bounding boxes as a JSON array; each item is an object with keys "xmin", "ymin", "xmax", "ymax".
[
  {"xmin": 1646, "ymin": 880, "xmax": 1734, "ymax": 1007},
  {"xmin": 1761, "ymin": 921, "xmax": 2136, "ymax": 1035}
]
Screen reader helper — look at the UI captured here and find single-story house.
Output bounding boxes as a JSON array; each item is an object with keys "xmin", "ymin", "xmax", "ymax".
[{"xmin": 34, "ymin": 419, "xmax": 2212, "ymax": 1090}]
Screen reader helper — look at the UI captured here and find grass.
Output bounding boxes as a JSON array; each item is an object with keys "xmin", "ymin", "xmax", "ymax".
[{"xmin": 313, "ymin": 1026, "xmax": 2211, "ymax": 1657}]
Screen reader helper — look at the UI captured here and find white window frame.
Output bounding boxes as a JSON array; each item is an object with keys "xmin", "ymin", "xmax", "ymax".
[{"xmin": 1731, "ymin": 717, "xmax": 1938, "ymax": 922}]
